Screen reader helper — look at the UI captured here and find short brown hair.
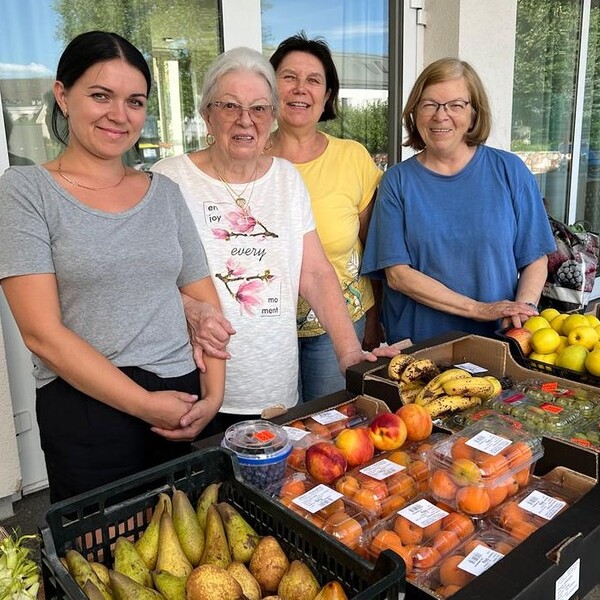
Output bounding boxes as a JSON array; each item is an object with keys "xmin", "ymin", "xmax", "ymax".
[{"xmin": 403, "ymin": 57, "xmax": 492, "ymax": 151}]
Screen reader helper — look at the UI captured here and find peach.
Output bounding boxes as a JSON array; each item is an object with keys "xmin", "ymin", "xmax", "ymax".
[
  {"xmin": 352, "ymin": 488, "xmax": 383, "ymax": 516},
  {"xmin": 387, "ymin": 472, "xmax": 417, "ymax": 498},
  {"xmin": 451, "ymin": 458, "xmax": 482, "ymax": 485},
  {"xmin": 359, "ymin": 477, "xmax": 389, "ymax": 500},
  {"xmin": 510, "ymin": 519, "xmax": 538, "ymax": 541},
  {"xmin": 334, "ymin": 427, "xmax": 375, "ymax": 467},
  {"xmin": 477, "ymin": 453, "xmax": 509, "ymax": 479},
  {"xmin": 450, "ymin": 436, "xmax": 475, "ymax": 461},
  {"xmin": 439, "ymin": 554, "xmax": 474, "ymax": 588},
  {"xmin": 410, "ymin": 545, "xmax": 442, "ymax": 570},
  {"xmin": 502, "ymin": 440, "xmax": 533, "ymax": 469},
  {"xmin": 318, "ymin": 498, "xmax": 346, "ymax": 519},
  {"xmin": 368, "ymin": 413, "xmax": 408, "ymax": 451},
  {"xmin": 422, "ymin": 518, "xmax": 443, "ymax": 540},
  {"xmin": 498, "ymin": 501, "xmax": 527, "ymax": 529},
  {"xmin": 394, "ymin": 515, "xmax": 423, "ymax": 545},
  {"xmin": 370, "ymin": 530, "xmax": 414, "ymax": 573},
  {"xmin": 431, "ymin": 530, "xmax": 461, "ymax": 555},
  {"xmin": 456, "ymin": 486, "xmax": 490, "ymax": 515},
  {"xmin": 430, "ymin": 469, "xmax": 458, "ymax": 501},
  {"xmin": 396, "ymin": 404, "xmax": 433, "ymax": 442},
  {"xmin": 387, "ymin": 450, "xmax": 412, "ymax": 468},
  {"xmin": 335, "ymin": 475, "xmax": 360, "ymax": 497},
  {"xmin": 287, "ymin": 447, "xmax": 307, "ymax": 471},
  {"xmin": 442, "ymin": 512, "xmax": 475, "ymax": 539},
  {"xmin": 305, "ymin": 421, "xmax": 333, "ymax": 439},
  {"xmin": 407, "ymin": 459, "xmax": 429, "ymax": 483},
  {"xmin": 305, "ymin": 442, "xmax": 347, "ymax": 484},
  {"xmin": 279, "ymin": 478, "xmax": 306, "ymax": 500},
  {"xmin": 487, "ymin": 483, "xmax": 508, "ymax": 508},
  {"xmin": 323, "ymin": 511, "xmax": 364, "ymax": 549},
  {"xmin": 381, "ymin": 494, "xmax": 408, "ymax": 517}
]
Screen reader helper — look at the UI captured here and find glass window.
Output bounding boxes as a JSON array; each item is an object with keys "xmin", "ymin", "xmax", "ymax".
[
  {"xmin": 511, "ymin": 0, "xmax": 583, "ymax": 222},
  {"xmin": 260, "ymin": 0, "xmax": 389, "ymax": 168},
  {"xmin": 0, "ymin": 0, "xmax": 221, "ymax": 169}
]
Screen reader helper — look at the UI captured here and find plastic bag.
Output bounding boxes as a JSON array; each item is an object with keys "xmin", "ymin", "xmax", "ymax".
[{"xmin": 541, "ymin": 217, "xmax": 599, "ymax": 312}]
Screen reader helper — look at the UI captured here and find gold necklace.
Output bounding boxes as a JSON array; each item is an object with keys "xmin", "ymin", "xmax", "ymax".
[
  {"xmin": 210, "ymin": 151, "xmax": 258, "ymax": 212},
  {"xmin": 57, "ymin": 156, "xmax": 127, "ymax": 191}
]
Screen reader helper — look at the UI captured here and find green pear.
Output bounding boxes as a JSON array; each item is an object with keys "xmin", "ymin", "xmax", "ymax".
[
  {"xmin": 156, "ymin": 511, "xmax": 193, "ymax": 578},
  {"xmin": 83, "ymin": 580, "xmax": 108, "ymax": 600},
  {"xmin": 135, "ymin": 492, "xmax": 172, "ymax": 570},
  {"xmin": 109, "ymin": 571, "xmax": 163, "ymax": 600},
  {"xmin": 113, "ymin": 536, "xmax": 153, "ymax": 588},
  {"xmin": 65, "ymin": 549, "xmax": 113, "ymax": 600},
  {"xmin": 227, "ymin": 561, "xmax": 262, "ymax": 600},
  {"xmin": 185, "ymin": 564, "xmax": 245, "ymax": 600},
  {"xmin": 90, "ymin": 562, "xmax": 110, "ymax": 587},
  {"xmin": 249, "ymin": 536, "xmax": 289, "ymax": 595},
  {"xmin": 152, "ymin": 569, "xmax": 187, "ymax": 600},
  {"xmin": 200, "ymin": 504, "xmax": 231, "ymax": 568},
  {"xmin": 172, "ymin": 488, "xmax": 204, "ymax": 566},
  {"xmin": 216, "ymin": 502, "xmax": 260, "ymax": 564},
  {"xmin": 278, "ymin": 560, "xmax": 321, "ymax": 600},
  {"xmin": 195, "ymin": 482, "xmax": 221, "ymax": 530}
]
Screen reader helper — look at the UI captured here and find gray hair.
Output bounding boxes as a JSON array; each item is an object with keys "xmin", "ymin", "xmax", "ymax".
[{"xmin": 199, "ymin": 47, "xmax": 279, "ymax": 115}]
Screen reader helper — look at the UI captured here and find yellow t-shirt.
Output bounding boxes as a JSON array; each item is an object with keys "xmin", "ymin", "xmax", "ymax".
[{"xmin": 294, "ymin": 134, "xmax": 383, "ymax": 337}]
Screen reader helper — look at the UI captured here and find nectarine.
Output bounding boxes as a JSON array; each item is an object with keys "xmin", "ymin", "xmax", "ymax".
[
  {"xmin": 305, "ymin": 442, "xmax": 347, "ymax": 484},
  {"xmin": 396, "ymin": 404, "xmax": 433, "ymax": 442},
  {"xmin": 368, "ymin": 413, "xmax": 407, "ymax": 451},
  {"xmin": 334, "ymin": 427, "xmax": 375, "ymax": 467}
]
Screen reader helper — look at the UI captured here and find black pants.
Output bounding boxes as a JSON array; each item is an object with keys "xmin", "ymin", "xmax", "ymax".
[{"xmin": 36, "ymin": 367, "xmax": 200, "ymax": 503}]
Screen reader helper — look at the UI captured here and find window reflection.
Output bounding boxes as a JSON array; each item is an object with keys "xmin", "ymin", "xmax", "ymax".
[
  {"xmin": 260, "ymin": 0, "xmax": 389, "ymax": 168},
  {"xmin": 0, "ymin": 0, "xmax": 221, "ymax": 168}
]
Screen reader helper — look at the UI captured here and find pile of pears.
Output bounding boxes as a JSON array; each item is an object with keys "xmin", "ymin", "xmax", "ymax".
[{"xmin": 61, "ymin": 483, "xmax": 350, "ymax": 600}]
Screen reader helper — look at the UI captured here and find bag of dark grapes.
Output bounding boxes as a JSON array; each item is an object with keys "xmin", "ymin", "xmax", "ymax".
[{"xmin": 541, "ymin": 216, "xmax": 599, "ymax": 312}]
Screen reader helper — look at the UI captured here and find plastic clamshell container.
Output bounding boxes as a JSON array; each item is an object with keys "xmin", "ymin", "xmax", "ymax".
[
  {"xmin": 490, "ymin": 389, "xmax": 584, "ymax": 438},
  {"xmin": 283, "ymin": 425, "xmax": 327, "ymax": 472},
  {"xmin": 360, "ymin": 493, "xmax": 478, "ymax": 579},
  {"xmin": 513, "ymin": 379, "xmax": 600, "ymax": 418},
  {"xmin": 221, "ymin": 419, "xmax": 292, "ymax": 489},
  {"xmin": 40, "ymin": 448, "xmax": 406, "ymax": 600},
  {"xmin": 269, "ymin": 471, "xmax": 375, "ymax": 552},
  {"xmin": 488, "ymin": 476, "xmax": 582, "ymax": 542},
  {"xmin": 334, "ymin": 451, "xmax": 428, "ymax": 519},
  {"xmin": 568, "ymin": 414, "xmax": 600, "ymax": 449},
  {"xmin": 287, "ymin": 402, "xmax": 370, "ymax": 440},
  {"xmin": 415, "ymin": 523, "xmax": 518, "ymax": 597},
  {"xmin": 427, "ymin": 413, "xmax": 544, "ymax": 518}
]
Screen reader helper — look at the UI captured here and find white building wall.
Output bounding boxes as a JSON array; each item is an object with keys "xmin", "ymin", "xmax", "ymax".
[{"xmin": 423, "ymin": 0, "xmax": 518, "ymax": 150}]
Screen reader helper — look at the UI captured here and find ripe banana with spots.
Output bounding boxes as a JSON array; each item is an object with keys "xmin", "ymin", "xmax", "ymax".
[
  {"xmin": 442, "ymin": 377, "xmax": 496, "ymax": 399},
  {"xmin": 483, "ymin": 375, "xmax": 503, "ymax": 398},
  {"xmin": 414, "ymin": 368, "xmax": 473, "ymax": 406},
  {"xmin": 424, "ymin": 395, "xmax": 483, "ymax": 418},
  {"xmin": 399, "ymin": 381, "xmax": 426, "ymax": 405},
  {"xmin": 387, "ymin": 354, "xmax": 416, "ymax": 381},
  {"xmin": 400, "ymin": 359, "xmax": 440, "ymax": 384}
]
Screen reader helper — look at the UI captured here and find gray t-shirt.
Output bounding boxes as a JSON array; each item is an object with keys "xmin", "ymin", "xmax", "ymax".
[{"xmin": 0, "ymin": 165, "xmax": 209, "ymax": 387}]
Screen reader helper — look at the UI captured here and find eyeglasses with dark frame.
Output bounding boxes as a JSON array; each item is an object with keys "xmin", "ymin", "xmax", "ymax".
[
  {"xmin": 417, "ymin": 99, "xmax": 471, "ymax": 116},
  {"xmin": 209, "ymin": 101, "xmax": 274, "ymax": 122}
]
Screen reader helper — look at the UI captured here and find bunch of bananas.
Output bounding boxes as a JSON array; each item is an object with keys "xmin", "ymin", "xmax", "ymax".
[{"xmin": 386, "ymin": 355, "xmax": 503, "ymax": 418}]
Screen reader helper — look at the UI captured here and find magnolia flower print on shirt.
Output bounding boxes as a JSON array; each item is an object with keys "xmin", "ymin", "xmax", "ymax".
[{"xmin": 211, "ymin": 206, "xmax": 280, "ymax": 314}]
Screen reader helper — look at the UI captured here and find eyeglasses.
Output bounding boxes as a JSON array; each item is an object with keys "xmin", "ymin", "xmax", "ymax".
[
  {"xmin": 209, "ymin": 101, "xmax": 274, "ymax": 122},
  {"xmin": 417, "ymin": 99, "xmax": 471, "ymax": 116}
]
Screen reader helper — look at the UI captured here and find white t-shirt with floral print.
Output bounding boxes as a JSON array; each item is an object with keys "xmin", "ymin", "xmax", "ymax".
[{"xmin": 153, "ymin": 155, "xmax": 315, "ymax": 414}]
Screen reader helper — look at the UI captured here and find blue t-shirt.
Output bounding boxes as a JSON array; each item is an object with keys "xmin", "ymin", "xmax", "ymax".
[{"xmin": 361, "ymin": 145, "xmax": 556, "ymax": 343}]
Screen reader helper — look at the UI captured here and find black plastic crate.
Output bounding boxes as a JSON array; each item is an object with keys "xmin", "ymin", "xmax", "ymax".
[
  {"xmin": 496, "ymin": 328, "xmax": 600, "ymax": 387},
  {"xmin": 40, "ymin": 447, "xmax": 405, "ymax": 600}
]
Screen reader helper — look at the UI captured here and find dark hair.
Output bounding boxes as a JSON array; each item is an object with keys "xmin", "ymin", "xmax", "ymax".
[
  {"xmin": 51, "ymin": 31, "xmax": 151, "ymax": 145},
  {"xmin": 403, "ymin": 57, "xmax": 492, "ymax": 151},
  {"xmin": 269, "ymin": 31, "xmax": 339, "ymax": 122}
]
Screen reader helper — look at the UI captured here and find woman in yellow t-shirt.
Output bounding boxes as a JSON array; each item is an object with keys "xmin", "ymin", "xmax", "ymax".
[{"xmin": 268, "ymin": 32, "xmax": 383, "ymax": 402}]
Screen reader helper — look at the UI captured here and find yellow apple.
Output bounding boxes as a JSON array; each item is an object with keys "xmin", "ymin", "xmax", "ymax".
[
  {"xmin": 556, "ymin": 344, "xmax": 589, "ymax": 373},
  {"xmin": 540, "ymin": 308, "xmax": 560, "ymax": 323},
  {"xmin": 585, "ymin": 314, "xmax": 600, "ymax": 328},
  {"xmin": 556, "ymin": 336, "xmax": 569, "ymax": 354},
  {"xmin": 596, "ymin": 325, "xmax": 600, "ymax": 338},
  {"xmin": 530, "ymin": 328, "xmax": 561, "ymax": 354},
  {"xmin": 523, "ymin": 316, "xmax": 551, "ymax": 333},
  {"xmin": 567, "ymin": 325, "xmax": 599, "ymax": 350},
  {"xmin": 585, "ymin": 349, "xmax": 600, "ymax": 376},
  {"xmin": 529, "ymin": 351, "xmax": 558, "ymax": 365},
  {"xmin": 593, "ymin": 341, "xmax": 600, "ymax": 351},
  {"xmin": 561, "ymin": 314, "xmax": 590, "ymax": 336},
  {"xmin": 550, "ymin": 314, "xmax": 569, "ymax": 333}
]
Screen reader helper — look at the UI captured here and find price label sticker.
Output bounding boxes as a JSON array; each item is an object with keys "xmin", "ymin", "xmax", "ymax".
[
  {"xmin": 283, "ymin": 426, "xmax": 310, "ymax": 441},
  {"xmin": 360, "ymin": 459, "xmax": 405, "ymax": 480},
  {"xmin": 467, "ymin": 430, "xmax": 512, "ymax": 455},
  {"xmin": 460, "ymin": 544, "xmax": 504, "ymax": 576},
  {"xmin": 519, "ymin": 490, "xmax": 566, "ymax": 520},
  {"xmin": 293, "ymin": 484, "xmax": 343, "ymax": 514},
  {"xmin": 312, "ymin": 410, "xmax": 346, "ymax": 425},
  {"xmin": 398, "ymin": 499, "xmax": 448, "ymax": 527},
  {"xmin": 555, "ymin": 559, "xmax": 580, "ymax": 600},
  {"xmin": 454, "ymin": 362, "xmax": 488, "ymax": 374}
]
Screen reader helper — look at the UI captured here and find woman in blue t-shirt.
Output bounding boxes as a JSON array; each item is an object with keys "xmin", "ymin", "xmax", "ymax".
[{"xmin": 362, "ymin": 57, "xmax": 556, "ymax": 344}]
